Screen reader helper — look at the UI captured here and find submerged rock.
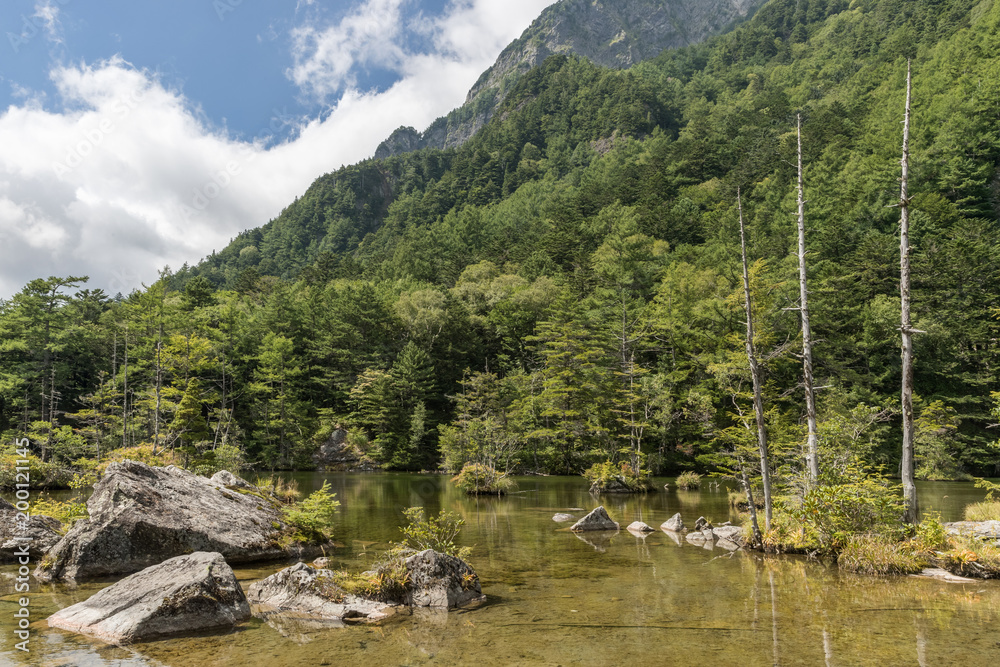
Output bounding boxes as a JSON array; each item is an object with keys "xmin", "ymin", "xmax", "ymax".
[
  {"xmin": 570, "ymin": 506, "xmax": 619, "ymax": 532},
  {"xmin": 661, "ymin": 513, "xmax": 684, "ymax": 532},
  {"xmin": 47, "ymin": 551, "xmax": 250, "ymax": 644},
  {"xmin": 0, "ymin": 497, "xmax": 63, "ymax": 562},
  {"xmin": 913, "ymin": 567, "xmax": 978, "ymax": 583},
  {"xmin": 574, "ymin": 530, "xmax": 618, "ymax": 552},
  {"xmin": 552, "ymin": 513, "xmax": 575, "ymax": 522},
  {"xmin": 36, "ymin": 461, "xmax": 326, "ymax": 582}
]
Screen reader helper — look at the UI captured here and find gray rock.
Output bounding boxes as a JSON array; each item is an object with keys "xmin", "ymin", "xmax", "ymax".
[
  {"xmin": 627, "ymin": 521, "xmax": 655, "ymax": 533},
  {"xmin": 210, "ymin": 469, "xmax": 256, "ymax": 491},
  {"xmin": 405, "ymin": 549, "xmax": 484, "ymax": 609},
  {"xmin": 694, "ymin": 516, "xmax": 713, "ymax": 531},
  {"xmin": 552, "ymin": 513, "xmax": 575, "ymax": 522},
  {"xmin": 685, "ymin": 532, "xmax": 707, "ymax": 545},
  {"xmin": 36, "ymin": 461, "xmax": 326, "ymax": 582},
  {"xmin": 713, "ymin": 525, "xmax": 744, "ymax": 545},
  {"xmin": 661, "ymin": 513, "xmax": 685, "ymax": 532},
  {"xmin": 248, "ymin": 562, "xmax": 394, "ymax": 622},
  {"xmin": 570, "ymin": 506, "xmax": 619, "ymax": 532},
  {"xmin": 249, "ymin": 550, "xmax": 483, "ymax": 623},
  {"xmin": 46, "ymin": 552, "xmax": 249, "ymax": 644},
  {"xmin": 944, "ymin": 521, "xmax": 1000, "ymax": 541},
  {"xmin": 701, "ymin": 528, "xmax": 716, "ymax": 540},
  {"xmin": 0, "ymin": 498, "xmax": 63, "ymax": 562}
]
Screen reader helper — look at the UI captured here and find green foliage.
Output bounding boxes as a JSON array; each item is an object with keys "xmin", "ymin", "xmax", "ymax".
[
  {"xmin": 331, "ymin": 552, "xmax": 412, "ymax": 603},
  {"xmin": 797, "ymin": 459, "xmax": 907, "ymax": 551},
  {"xmin": 583, "ymin": 459, "xmax": 654, "ymax": 493},
  {"xmin": 0, "ymin": 449, "xmax": 74, "ymax": 490},
  {"xmin": 281, "ymin": 480, "xmax": 341, "ymax": 540},
  {"xmin": 254, "ymin": 475, "xmax": 302, "ymax": 503},
  {"xmin": 451, "ymin": 462, "xmax": 516, "ymax": 495},
  {"xmin": 964, "ymin": 500, "xmax": 1000, "ymax": 522},
  {"xmin": 675, "ymin": 471, "xmax": 702, "ymax": 490},
  {"xmin": 30, "ymin": 496, "xmax": 88, "ymax": 532},
  {"xmin": 398, "ymin": 507, "xmax": 471, "ymax": 560}
]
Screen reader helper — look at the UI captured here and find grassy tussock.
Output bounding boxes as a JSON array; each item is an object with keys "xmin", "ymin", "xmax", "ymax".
[
  {"xmin": 837, "ymin": 533, "xmax": 928, "ymax": 575},
  {"xmin": 963, "ymin": 500, "xmax": 1000, "ymax": 522}
]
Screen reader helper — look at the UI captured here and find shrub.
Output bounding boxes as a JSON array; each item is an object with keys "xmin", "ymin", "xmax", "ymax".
[
  {"xmin": 837, "ymin": 533, "xmax": 927, "ymax": 575},
  {"xmin": 584, "ymin": 460, "xmax": 653, "ymax": 494},
  {"xmin": 798, "ymin": 459, "xmax": 906, "ymax": 551},
  {"xmin": 30, "ymin": 496, "xmax": 88, "ymax": 532},
  {"xmin": 398, "ymin": 507, "xmax": 471, "ymax": 560},
  {"xmin": 452, "ymin": 462, "xmax": 515, "ymax": 495},
  {"xmin": 675, "ymin": 471, "xmax": 702, "ymax": 490},
  {"xmin": 0, "ymin": 450, "xmax": 74, "ymax": 489},
  {"xmin": 281, "ymin": 481, "xmax": 340, "ymax": 540}
]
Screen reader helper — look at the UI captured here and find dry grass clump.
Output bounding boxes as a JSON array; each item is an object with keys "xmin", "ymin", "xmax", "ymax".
[
  {"xmin": 937, "ymin": 535, "xmax": 1000, "ymax": 579},
  {"xmin": 253, "ymin": 475, "xmax": 301, "ymax": 502},
  {"xmin": 837, "ymin": 533, "xmax": 927, "ymax": 575},
  {"xmin": 963, "ymin": 500, "xmax": 1000, "ymax": 522},
  {"xmin": 675, "ymin": 471, "xmax": 702, "ymax": 490}
]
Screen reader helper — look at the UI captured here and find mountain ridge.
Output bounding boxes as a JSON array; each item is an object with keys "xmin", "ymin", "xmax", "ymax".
[{"xmin": 373, "ymin": 0, "xmax": 766, "ymax": 159}]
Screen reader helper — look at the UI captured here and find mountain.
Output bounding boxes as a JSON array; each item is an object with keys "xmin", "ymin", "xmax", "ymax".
[{"xmin": 373, "ymin": 0, "xmax": 766, "ymax": 159}]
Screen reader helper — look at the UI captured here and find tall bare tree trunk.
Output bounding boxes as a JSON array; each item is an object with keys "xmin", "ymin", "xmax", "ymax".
[
  {"xmin": 899, "ymin": 60, "xmax": 918, "ymax": 524},
  {"xmin": 797, "ymin": 114, "xmax": 820, "ymax": 487},
  {"xmin": 738, "ymin": 189, "xmax": 773, "ymax": 531}
]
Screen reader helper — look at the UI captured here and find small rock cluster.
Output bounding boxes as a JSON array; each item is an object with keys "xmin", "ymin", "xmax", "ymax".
[{"xmin": 561, "ymin": 506, "xmax": 745, "ymax": 551}]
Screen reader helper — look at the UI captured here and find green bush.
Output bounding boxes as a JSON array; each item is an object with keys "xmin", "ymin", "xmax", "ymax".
[
  {"xmin": 452, "ymin": 462, "xmax": 515, "ymax": 495},
  {"xmin": 584, "ymin": 460, "xmax": 653, "ymax": 493},
  {"xmin": 30, "ymin": 496, "xmax": 88, "ymax": 532},
  {"xmin": 0, "ymin": 450, "xmax": 74, "ymax": 489},
  {"xmin": 398, "ymin": 507, "xmax": 471, "ymax": 560},
  {"xmin": 675, "ymin": 471, "xmax": 702, "ymax": 490},
  {"xmin": 281, "ymin": 480, "xmax": 340, "ymax": 540},
  {"xmin": 798, "ymin": 459, "xmax": 906, "ymax": 551}
]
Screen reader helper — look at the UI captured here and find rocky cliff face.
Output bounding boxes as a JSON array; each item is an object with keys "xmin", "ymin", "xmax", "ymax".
[{"xmin": 374, "ymin": 0, "xmax": 765, "ymax": 159}]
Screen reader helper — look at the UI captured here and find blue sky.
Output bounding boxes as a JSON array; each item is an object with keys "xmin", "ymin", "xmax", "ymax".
[{"xmin": 0, "ymin": 0, "xmax": 555, "ymax": 298}]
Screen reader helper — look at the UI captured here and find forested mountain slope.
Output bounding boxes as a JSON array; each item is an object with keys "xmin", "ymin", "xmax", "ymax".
[
  {"xmin": 3, "ymin": 0, "xmax": 1000, "ymax": 482},
  {"xmin": 373, "ymin": 0, "xmax": 767, "ymax": 158}
]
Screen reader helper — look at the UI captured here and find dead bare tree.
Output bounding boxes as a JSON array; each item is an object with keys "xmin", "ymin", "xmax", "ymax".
[
  {"xmin": 738, "ymin": 188, "xmax": 773, "ymax": 530},
  {"xmin": 899, "ymin": 60, "xmax": 918, "ymax": 524},
  {"xmin": 796, "ymin": 113, "xmax": 820, "ymax": 487}
]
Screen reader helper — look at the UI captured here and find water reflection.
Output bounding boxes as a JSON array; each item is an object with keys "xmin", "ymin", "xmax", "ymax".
[{"xmin": 1, "ymin": 475, "xmax": 999, "ymax": 665}]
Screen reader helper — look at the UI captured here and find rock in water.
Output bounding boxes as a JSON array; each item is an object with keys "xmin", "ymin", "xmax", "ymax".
[
  {"xmin": 626, "ymin": 521, "xmax": 655, "ymax": 533},
  {"xmin": 570, "ymin": 506, "xmax": 619, "ymax": 532},
  {"xmin": 46, "ymin": 552, "xmax": 250, "ymax": 644},
  {"xmin": 0, "ymin": 497, "xmax": 63, "ymax": 562},
  {"xmin": 249, "ymin": 549, "xmax": 483, "ymax": 623},
  {"xmin": 248, "ymin": 562, "xmax": 395, "ymax": 622},
  {"xmin": 552, "ymin": 513, "xmax": 575, "ymax": 522},
  {"xmin": 36, "ymin": 461, "xmax": 322, "ymax": 582},
  {"xmin": 713, "ymin": 525, "xmax": 744, "ymax": 545},
  {"xmin": 661, "ymin": 513, "xmax": 685, "ymax": 532},
  {"xmin": 406, "ymin": 549, "xmax": 484, "ymax": 608},
  {"xmin": 694, "ymin": 516, "xmax": 713, "ymax": 531}
]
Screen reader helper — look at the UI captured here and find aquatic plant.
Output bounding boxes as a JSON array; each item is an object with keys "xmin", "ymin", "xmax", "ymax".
[{"xmin": 452, "ymin": 462, "xmax": 516, "ymax": 495}]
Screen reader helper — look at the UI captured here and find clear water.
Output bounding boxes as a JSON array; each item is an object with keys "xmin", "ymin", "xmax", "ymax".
[{"xmin": 2, "ymin": 475, "xmax": 999, "ymax": 666}]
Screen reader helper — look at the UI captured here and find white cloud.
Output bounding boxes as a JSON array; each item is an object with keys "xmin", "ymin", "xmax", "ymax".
[
  {"xmin": 0, "ymin": 1, "xmax": 557, "ymax": 299},
  {"xmin": 33, "ymin": 0, "xmax": 65, "ymax": 45}
]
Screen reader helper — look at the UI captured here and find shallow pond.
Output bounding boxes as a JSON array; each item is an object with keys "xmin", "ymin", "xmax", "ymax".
[{"xmin": 2, "ymin": 475, "xmax": 999, "ymax": 666}]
